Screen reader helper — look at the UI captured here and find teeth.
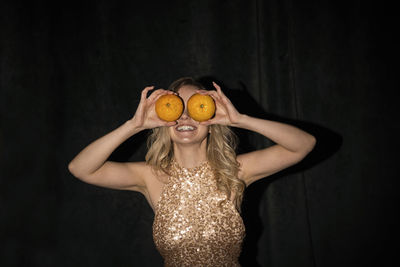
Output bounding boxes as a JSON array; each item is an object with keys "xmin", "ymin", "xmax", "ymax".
[{"xmin": 177, "ymin": 125, "xmax": 195, "ymax": 131}]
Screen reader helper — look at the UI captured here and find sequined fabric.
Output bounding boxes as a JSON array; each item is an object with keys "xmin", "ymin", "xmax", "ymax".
[{"xmin": 152, "ymin": 160, "xmax": 245, "ymax": 267}]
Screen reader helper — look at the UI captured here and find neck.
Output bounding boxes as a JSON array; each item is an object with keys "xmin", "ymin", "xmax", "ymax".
[{"xmin": 172, "ymin": 140, "xmax": 207, "ymax": 168}]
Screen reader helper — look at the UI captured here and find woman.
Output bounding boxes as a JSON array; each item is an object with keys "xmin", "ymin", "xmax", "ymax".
[{"xmin": 68, "ymin": 77, "xmax": 316, "ymax": 266}]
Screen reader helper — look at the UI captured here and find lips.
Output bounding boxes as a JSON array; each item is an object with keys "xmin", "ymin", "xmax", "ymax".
[{"xmin": 175, "ymin": 124, "xmax": 197, "ymax": 132}]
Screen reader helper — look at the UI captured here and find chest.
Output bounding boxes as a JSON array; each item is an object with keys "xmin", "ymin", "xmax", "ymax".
[{"xmin": 152, "ymin": 176, "xmax": 245, "ymax": 249}]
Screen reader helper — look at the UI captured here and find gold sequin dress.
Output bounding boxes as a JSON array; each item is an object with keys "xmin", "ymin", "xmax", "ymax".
[{"xmin": 152, "ymin": 160, "xmax": 246, "ymax": 267}]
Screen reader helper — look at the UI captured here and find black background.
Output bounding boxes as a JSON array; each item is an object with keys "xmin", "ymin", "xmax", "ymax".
[{"xmin": 1, "ymin": 0, "xmax": 398, "ymax": 266}]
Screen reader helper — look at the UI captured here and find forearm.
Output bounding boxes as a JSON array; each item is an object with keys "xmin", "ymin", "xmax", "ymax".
[
  {"xmin": 233, "ymin": 114, "xmax": 316, "ymax": 153},
  {"xmin": 68, "ymin": 119, "xmax": 142, "ymax": 177}
]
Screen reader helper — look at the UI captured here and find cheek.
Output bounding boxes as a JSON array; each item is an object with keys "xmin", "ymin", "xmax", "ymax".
[
  {"xmin": 168, "ymin": 127, "xmax": 175, "ymax": 137},
  {"xmin": 199, "ymin": 126, "xmax": 210, "ymax": 136}
]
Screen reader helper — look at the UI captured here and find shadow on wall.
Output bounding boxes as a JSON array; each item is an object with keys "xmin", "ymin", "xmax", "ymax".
[{"xmin": 198, "ymin": 76, "xmax": 343, "ymax": 267}]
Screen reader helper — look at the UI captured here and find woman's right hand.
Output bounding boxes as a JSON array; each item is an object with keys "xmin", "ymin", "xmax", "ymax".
[{"xmin": 130, "ymin": 86, "xmax": 177, "ymax": 130}]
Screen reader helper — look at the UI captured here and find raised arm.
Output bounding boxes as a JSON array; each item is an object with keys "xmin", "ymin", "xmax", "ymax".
[
  {"xmin": 234, "ymin": 116, "xmax": 315, "ymax": 185},
  {"xmin": 198, "ymin": 82, "xmax": 316, "ymax": 186},
  {"xmin": 68, "ymin": 86, "xmax": 177, "ymax": 192}
]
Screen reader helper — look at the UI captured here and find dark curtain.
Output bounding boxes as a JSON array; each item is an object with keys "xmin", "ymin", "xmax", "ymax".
[{"xmin": 1, "ymin": 0, "xmax": 397, "ymax": 266}]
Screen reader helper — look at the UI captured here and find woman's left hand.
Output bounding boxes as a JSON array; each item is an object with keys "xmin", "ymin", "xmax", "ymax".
[{"xmin": 196, "ymin": 82, "xmax": 243, "ymax": 126}]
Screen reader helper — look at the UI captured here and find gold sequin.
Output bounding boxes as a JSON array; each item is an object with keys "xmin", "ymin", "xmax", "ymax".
[{"xmin": 153, "ymin": 160, "xmax": 245, "ymax": 267}]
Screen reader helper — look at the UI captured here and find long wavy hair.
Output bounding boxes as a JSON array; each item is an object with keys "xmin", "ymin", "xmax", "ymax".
[{"xmin": 145, "ymin": 77, "xmax": 246, "ymax": 212}]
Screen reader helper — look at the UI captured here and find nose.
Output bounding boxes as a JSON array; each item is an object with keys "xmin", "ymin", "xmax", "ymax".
[{"xmin": 179, "ymin": 107, "xmax": 189, "ymax": 120}]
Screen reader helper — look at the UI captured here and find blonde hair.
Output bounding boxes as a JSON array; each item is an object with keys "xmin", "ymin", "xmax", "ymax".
[{"xmin": 145, "ymin": 77, "xmax": 246, "ymax": 212}]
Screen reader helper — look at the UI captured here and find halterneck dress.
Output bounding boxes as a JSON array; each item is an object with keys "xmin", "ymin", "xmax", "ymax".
[{"xmin": 152, "ymin": 160, "xmax": 246, "ymax": 267}]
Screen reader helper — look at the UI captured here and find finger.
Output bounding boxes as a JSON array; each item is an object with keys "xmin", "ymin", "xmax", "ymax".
[
  {"xmin": 157, "ymin": 89, "xmax": 176, "ymax": 96},
  {"xmin": 199, "ymin": 120, "xmax": 212, "ymax": 126},
  {"xmin": 148, "ymin": 89, "xmax": 169, "ymax": 101},
  {"xmin": 212, "ymin": 81, "xmax": 227, "ymax": 97},
  {"xmin": 212, "ymin": 82, "xmax": 233, "ymax": 105},
  {"xmin": 199, "ymin": 118, "xmax": 219, "ymax": 126},
  {"xmin": 141, "ymin": 86, "xmax": 154, "ymax": 100},
  {"xmin": 205, "ymin": 90, "xmax": 220, "ymax": 100},
  {"xmin": 195, "ymin": 89, "xmax": 209, "ymax": 95},
  {"xmin": 164, "ymin": 121, "xmax": 178, "ymax": 127},
  {"xmin": 212, "ymin": 81, "xmax": 221, "ymax": 91},
  {"xmin": 195, "ymin": 89, "xmax": 220, "ymax": 101}
]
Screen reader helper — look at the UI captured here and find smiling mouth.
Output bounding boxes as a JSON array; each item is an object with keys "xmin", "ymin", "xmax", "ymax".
[{"xmin": 176, "ymin": 125, "xmax": 197, "ymax": 132}]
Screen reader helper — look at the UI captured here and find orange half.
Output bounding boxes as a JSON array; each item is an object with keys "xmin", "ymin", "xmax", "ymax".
[
  {"xmin": 187, "ymin": 94, "xmax": 216, "ymax": 122},
  {"xmin": 155, "ymin": 94, "xmax": 184, "ymax": 122}
]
